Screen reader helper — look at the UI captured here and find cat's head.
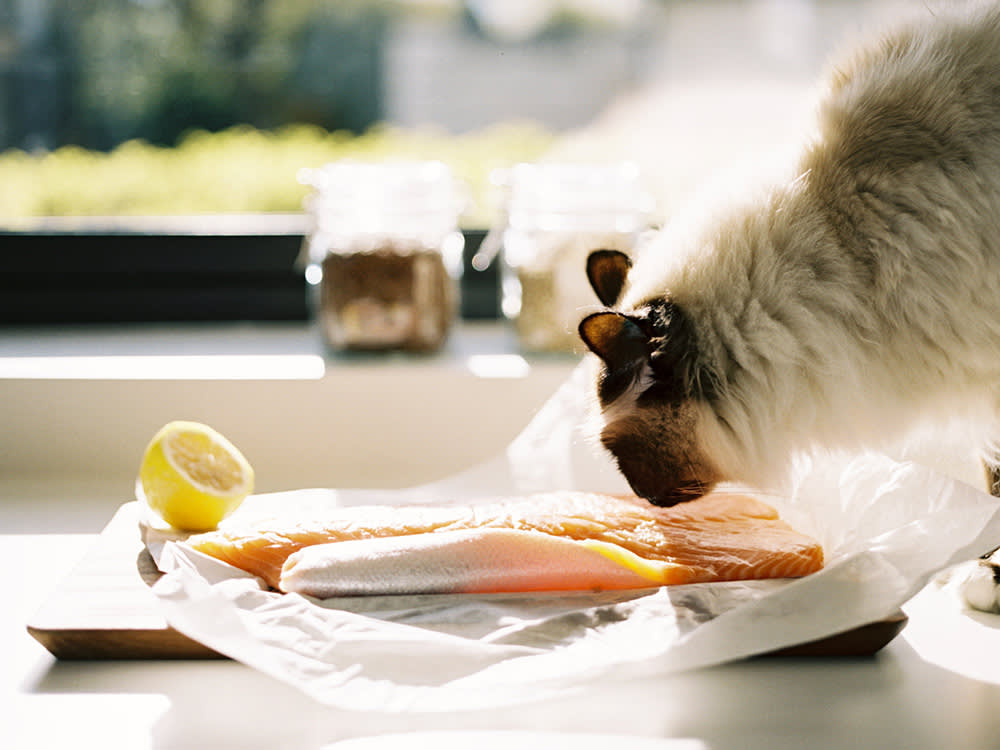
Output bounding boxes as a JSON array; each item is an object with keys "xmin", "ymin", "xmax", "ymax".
[{"xmin": 578, "ymin": 249, "xmax": 728, "ymax": 506}]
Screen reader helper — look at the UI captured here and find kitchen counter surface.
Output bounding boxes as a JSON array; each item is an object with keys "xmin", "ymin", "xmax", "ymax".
[
  {"xmin": 3, "ymin": 322, "xmax": 999, "ymax": 749},
  {"xmin": 4, "ymin": 505, "xmax": 999, "ymax": 750}
]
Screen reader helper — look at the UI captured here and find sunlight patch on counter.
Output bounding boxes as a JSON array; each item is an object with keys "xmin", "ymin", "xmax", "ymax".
[
  {"xmin": 324, "ymin": 731, "xmax": 708, "ymax": 750},
  {"xmin": 0, "ymin": 354, "xmax": 326, "ymax": 380},
  {"xmin": 465, "ymin": 354, "xmax": 531, "ymax": 379}
]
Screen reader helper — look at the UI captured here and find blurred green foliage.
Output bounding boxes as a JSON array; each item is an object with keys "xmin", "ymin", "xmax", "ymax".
[
  {"xmin": 2, "ymin": 1, "xmax": 404, "ymax": 151},
  {"xmin": 0, "ymin": 121, "xmax": 554, "ymax": 225}
]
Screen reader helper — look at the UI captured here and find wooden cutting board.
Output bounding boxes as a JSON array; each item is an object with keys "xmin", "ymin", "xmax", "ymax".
[
  {"xmin": 27, "ymin": 502, "xmax": 219, "ymax": 659},
  {"xmin": 27, "ymin": 501, "xmax": 907, "ymax": 660}
]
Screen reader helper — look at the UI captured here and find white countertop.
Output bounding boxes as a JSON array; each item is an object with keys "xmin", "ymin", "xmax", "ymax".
[
  {"xmin": 3, "ymin": 322, "xmax": 1000, "ymax": 749},
  {"xmin": 4, "ymin": 517, "xmax": 999, "ymax": 750}
]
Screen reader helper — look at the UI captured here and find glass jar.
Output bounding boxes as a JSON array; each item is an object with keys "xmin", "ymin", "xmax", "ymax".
[
  {"xmin": 300, "ymin": 161, "xmax": 464, "ymax": 353},
  {"xmin": 483, "ymin": 162, "xmax": 653, "ymax": 353}
]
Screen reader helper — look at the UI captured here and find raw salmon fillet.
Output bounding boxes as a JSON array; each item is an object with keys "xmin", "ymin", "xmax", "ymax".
[{"xmin": 185, "ymin": 491, "xmax": 824, "ymax": 596}]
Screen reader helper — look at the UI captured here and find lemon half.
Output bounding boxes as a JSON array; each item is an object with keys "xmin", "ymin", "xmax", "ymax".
[{"xmin": 138, "ymin": 420, "xmax": 254, "ymax": 532}]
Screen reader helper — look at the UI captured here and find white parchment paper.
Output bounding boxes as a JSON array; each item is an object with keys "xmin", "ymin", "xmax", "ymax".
[{"xmin": 144, "ymin": 363, "xmax": 1000, "ymax": 711}]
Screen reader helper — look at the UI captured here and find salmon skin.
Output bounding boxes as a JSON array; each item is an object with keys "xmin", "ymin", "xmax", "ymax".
[
  {"xmin": 280, "ymin": 528, "xmax": 688, "ymax": 597},
  {"xmin": 184, "ymin": 491, "xmax": 824, "ymax": 596}
]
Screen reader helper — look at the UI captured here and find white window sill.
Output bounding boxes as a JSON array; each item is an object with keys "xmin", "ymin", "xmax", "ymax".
[{"xmin": 0, "ymin": 321, "xmax": 579, "ymax": 496}]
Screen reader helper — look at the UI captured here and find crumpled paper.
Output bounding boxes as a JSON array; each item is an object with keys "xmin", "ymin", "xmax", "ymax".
[{"xmin": 144, "ymin": 363, "xmax": 1000, "ymax": 712}]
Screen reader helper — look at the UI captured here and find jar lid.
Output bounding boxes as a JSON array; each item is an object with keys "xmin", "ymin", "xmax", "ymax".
[
  {"xmin": 300, "ymin": 160, "xmax": 465, "ymax": 222},
  {"xmin": 299, "ymin": 160, "xmax": 465, "ymax": 264},
  {"xmin": 471, "ymin": 162, "xmax": 654, "ymax": 270}
]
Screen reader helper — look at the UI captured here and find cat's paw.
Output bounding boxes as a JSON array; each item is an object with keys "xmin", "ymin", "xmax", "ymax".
[{"xmin": 952, "ymin": 547, "xmax": 1000, "ymax": 614}]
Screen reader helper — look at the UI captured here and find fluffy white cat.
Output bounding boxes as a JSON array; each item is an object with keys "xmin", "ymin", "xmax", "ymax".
[{"xmin": 579, "ymin": 2, "xmax": 1000, "ymax": 506}]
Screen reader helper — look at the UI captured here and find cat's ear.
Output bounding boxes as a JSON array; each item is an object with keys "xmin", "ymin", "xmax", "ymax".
[
  {"xmin": 578, "ymin": 311, "xmax": 648, "ymax": 371},
  {"xmin": 586, "ymin": 249, "xmax": 631, "ymax": 307},
  {"xmin": 581, "ymin": 302, "xmax": 714, "ymax": 400}
]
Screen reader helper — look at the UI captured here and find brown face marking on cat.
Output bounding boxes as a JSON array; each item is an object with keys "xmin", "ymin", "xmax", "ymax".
[
  {"xmin": 595, "ymin": 367, "xmax": 724, "ymax": 506},
  {"xmin": 580, "ymin": 248, "xmax": 725, "ymax": 506}
]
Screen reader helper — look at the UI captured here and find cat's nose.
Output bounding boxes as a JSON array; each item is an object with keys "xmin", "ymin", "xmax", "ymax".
[{"xmin": 639, "ymin": 479, "xmax": 711, "ymax": 507}]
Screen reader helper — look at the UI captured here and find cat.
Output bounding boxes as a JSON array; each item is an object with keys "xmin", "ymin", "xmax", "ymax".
[{"xmin": 578, "ymin": 2, "xmax": 1000, "ymax": 507}]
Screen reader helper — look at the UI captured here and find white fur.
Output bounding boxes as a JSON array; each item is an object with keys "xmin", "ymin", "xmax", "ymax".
[{"xmin": 616, "ymin": 3, "xmax": 1000, "ymax": 492}]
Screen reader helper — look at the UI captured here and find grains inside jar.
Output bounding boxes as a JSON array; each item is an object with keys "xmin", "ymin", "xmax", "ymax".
[{"xmin": 319, "ymin": 243, "xmax": 455, "ymax": 352}]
